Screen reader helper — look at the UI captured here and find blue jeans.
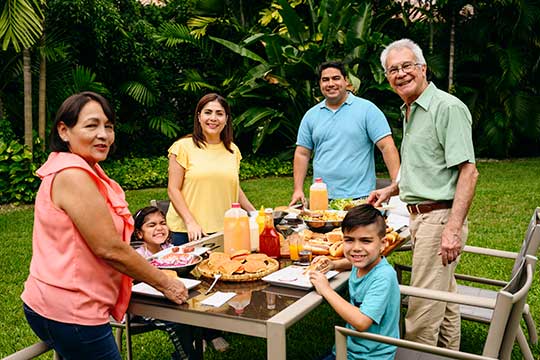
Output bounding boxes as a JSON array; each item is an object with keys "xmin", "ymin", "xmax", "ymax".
[
  {"xmin": 23, "ymin": 303, "xmax": 121, "ymax": 360},
  {"xmin": 171, "ymin": 232, "xmax": 189, "ymax": 246}
]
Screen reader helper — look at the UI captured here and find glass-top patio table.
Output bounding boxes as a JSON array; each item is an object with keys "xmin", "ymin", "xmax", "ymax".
[{"xmin": 125, "ymin": 232, "xmax": 350, "ymax": 360}]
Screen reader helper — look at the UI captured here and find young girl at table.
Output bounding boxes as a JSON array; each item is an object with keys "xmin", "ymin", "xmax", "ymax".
[
  {"xmin": 309, "ymin": 204, "xmax": 400, "ymax": 360},
  {"xmin": 132, "ymin": 206, "xmax": 196, "ymax": 360},
  {"xmin": 132, "ymin": 206, "xmax": 173, "ymax": 257}
]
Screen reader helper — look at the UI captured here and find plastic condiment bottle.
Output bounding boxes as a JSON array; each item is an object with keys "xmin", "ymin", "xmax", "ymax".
[
  {"xmin": 256, "ymin": 206, "xmax": 265, "ymax": 234},
  {"xmin": 309, "ymin": 177, "xmax": 328, "ymax": 210},
  {"xmin": 259, "ymin": 208, "xmax": 280, "ymax": 258},
  {"xmin": 223, "ymin": 203, "xmax": 250, "ymax": 255},
  {"xmin": 249, "ymin": 216, "xmax": 259, "ymax": 252}
]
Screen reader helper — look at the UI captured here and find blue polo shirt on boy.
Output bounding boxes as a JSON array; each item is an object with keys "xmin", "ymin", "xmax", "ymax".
[
  {"xmin": 347, "ymin": 257, "xmax": 400, "ymax": 360},
  {"xmin": 296, "ymin": 92, "xmax": 391, "ymax": 199}
]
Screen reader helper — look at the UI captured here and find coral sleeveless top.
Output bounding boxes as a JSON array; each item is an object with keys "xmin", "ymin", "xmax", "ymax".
[{"xmin": 21, "ymin": 152, "xmax": 133, "ymax": 324}]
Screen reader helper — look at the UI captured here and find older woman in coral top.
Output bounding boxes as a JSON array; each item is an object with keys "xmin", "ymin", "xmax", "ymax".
[{"xmin": 21, "ymin": 92, "xmax": 187, "ymax": 360}]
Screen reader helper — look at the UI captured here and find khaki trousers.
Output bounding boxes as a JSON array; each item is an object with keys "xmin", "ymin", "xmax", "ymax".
[{"xmin": 404, "ymin": 208, "xmax": 468, "ymax": 350}]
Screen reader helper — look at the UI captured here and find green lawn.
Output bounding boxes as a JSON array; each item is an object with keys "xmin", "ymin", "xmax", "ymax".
[{"xmin": 1, "ymin": 158, "xmax": 540, "ymax": 359}]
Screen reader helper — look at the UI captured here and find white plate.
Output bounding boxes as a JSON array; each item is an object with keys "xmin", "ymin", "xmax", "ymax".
[
  {"xmin": 262, "ymin": 265, "xmax": 339, "ymax": 290},
  {"xmin": 132, "ymin": 278, "xmax": 201, "ymax": 298}
]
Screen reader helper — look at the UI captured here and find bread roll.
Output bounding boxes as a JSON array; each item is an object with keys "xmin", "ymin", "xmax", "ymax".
[
  {"xmin": 326, "ymin": 229, "xmax": 343, "ymax": 243},
  {"xmin": 329, "ymin": 241, "xmax": 344, "ymax": 257}
]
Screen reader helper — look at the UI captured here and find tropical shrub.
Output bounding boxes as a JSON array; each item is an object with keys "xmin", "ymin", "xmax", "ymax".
[{"xmin": 0, "ymin": 140, "xmax": 39, "ymax": 204}]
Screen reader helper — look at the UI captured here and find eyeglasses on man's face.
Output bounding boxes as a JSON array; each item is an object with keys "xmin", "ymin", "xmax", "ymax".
[{"xmin": 385, "ymin": 62, "xmax": 422, "ymax": 77}]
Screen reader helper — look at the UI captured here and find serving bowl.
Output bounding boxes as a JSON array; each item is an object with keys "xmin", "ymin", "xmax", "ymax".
[
  {"xmin": 300, "ymin": 210, "xmax": 347, "ymax": 233},
  {"xmin": 150, "ymin": 253, "xmax": 203, "ymax": 276}
]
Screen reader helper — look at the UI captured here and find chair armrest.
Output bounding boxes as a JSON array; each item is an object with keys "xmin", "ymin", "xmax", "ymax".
[
  {"xmin": 4, "ymin": 342, "xmax": 51, "ymax": 360},
  {"xmin": 334, "ymin": 326, "xmax": 495, "ymax": 360},
  {"xmin": 454, "ymin": 273, "xmax": 507, "ymax": 287},
  {"xmin": 399, "ymin": 284, "xmax": 497, "ymax": 309},
  {"xmin": 462, "ymin": 245, "xmax": 517, "ymax": 259}
]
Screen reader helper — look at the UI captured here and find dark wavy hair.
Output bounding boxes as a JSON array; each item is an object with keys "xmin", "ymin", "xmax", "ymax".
[
  {"xmin": 131, "ymin": 206, "xmax": 170, "ymax": 243},
  {"xmin": 189, "ymin": 93, "xmax": 234, "ymax": 154},
  {"xmin": 341, "ymin": 204, "xmax": 386, "ymax": 238},
  {"xmin": 318, "ymin": 61, "xmax": 347, "ymax": 80},
  {"xmin": 49, "ymin": 91, "xmax": 116, "ymax": 152}
]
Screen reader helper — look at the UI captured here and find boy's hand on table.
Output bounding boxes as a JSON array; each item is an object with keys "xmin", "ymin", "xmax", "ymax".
[
  {"xmin": 309, "ymin": 270, "xmax": 330, "ymax": 295},
  {"xmin": 311, "ymin": 256, "xmax": 334, "ymax": 273}
]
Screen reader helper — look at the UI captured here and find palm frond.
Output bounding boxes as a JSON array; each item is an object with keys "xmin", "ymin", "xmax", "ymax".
[
  {"xmin": 179, "ymin": 69, "xmax": 219, "ymax": 92},
  {"xmin": 154, "ymin": 23, "xmax": 203, "ymax": 48},
  {"xmin": 148, "ymin": 116, "xmax": 181, "ymax": 138},
  {"xmin": 120, "ymin": 81, "xmax": 157, "ymax": 106},
  {"xmin": 209, "ymin": 36, "xmax": 267, "ymax": 64},
  {"xmin": 0, "ymin": 0, "xmax": 44, "ymax": 51}
]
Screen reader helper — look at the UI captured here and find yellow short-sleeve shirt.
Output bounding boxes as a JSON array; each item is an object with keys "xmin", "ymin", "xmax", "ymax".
[{"xmin": 166, "ymin": 137, "xmax": 241, "ymax": 233}]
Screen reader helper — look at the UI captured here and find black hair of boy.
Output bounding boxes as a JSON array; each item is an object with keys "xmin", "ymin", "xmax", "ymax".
[{"xmin": 341, "ymin": 204, "xmax": 386, "ymax": 238}]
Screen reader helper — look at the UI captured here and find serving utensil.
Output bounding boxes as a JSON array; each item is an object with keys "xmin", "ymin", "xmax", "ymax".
[{"xmin": 205, "ymin": 274, "xmax": 221, "ymax": 295}]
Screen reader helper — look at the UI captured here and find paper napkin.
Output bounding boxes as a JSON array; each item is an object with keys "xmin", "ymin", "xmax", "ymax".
[{"xmin": 200, "ymin": 291, "xmax": 236, "ymax": 307}]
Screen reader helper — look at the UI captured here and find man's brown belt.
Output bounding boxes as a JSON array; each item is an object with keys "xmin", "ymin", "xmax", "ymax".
[{"xmin": 406, "ymin": 201, "xmax": 453, "ymax": 215}]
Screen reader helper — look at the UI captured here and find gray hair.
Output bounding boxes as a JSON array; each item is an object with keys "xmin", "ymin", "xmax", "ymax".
[{"xmin": 380, "ymin": 38, "xmax": 426, "ymax": 71}]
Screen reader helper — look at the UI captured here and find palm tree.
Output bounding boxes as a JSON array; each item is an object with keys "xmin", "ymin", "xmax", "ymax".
[{"xmin": 0, "ymin": 0, "xmax": 44, "ymax": 152}]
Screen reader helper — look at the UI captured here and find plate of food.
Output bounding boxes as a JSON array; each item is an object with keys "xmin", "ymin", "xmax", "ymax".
[
  {"xmin": 133, "ymin": 277, "xmax": 201, "ymax": 298},
  {"xmin": 299, "ymin": 210, "xmax": 347, "ymax": 233},
  {"xmin": 262, "ymin": 265, "xmax": 339, "ymax": 290},
  {"xmin": 196, "ymin": 250, "xmax": 279, "ymax": 282}
]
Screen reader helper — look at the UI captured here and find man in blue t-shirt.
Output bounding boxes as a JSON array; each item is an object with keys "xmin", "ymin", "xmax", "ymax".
[
  {"xmin": 309, "ymin": 204, "xmax": 400, "ymax": 360},
  {"xmin": 289, "ymin": 61, "xmax": 400, "ymax": 205}
]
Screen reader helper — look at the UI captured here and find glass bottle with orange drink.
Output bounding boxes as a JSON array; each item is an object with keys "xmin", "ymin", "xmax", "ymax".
[
  {"xmin": 259, "ymin": 208, "xmax": 280, "ymax": 258},
  {"xmin": 309, "ymin": 177, "xmax": 328, "ymax": 210}
]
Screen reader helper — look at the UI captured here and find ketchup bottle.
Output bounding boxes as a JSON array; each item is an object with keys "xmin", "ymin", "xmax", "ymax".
[{"xmin": 259, "ymin": 208, "xmax": 280, "ymax": 258}]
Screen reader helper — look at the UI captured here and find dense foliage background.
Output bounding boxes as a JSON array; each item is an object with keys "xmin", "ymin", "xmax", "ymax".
[{"xmin": 1, "ymin": 0, "xmax": 539, "ymax": 203}]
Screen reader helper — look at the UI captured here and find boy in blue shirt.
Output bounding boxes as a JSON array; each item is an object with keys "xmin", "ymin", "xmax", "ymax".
[{"xmin": 309, "ymin": 204, "xmax": 400, "ymax": 359}]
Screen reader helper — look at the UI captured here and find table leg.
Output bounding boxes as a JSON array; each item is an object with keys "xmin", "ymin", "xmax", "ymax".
[
  {"xmin": 267, "ymin": 321, "xmax": 286, "ymax": 360},
  {"xmin": 125, "ymin": 314, "xmax": 133, "ymax": 360},
  {"xmin": 193, "ymin": 327, "xmax": 204, "ymax": 359}
]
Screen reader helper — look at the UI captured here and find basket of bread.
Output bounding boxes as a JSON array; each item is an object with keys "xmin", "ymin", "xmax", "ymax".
[
  {"xmin": 290, "ymin": 228, "xmax": 345, "ymax": 258},
  {"xmin": 381, "ymin": 226, "xmax": 406, "ymax": 256},
  {"xmin": 196, "ymin": 250, "xmax": 279, "ymax": 282}
]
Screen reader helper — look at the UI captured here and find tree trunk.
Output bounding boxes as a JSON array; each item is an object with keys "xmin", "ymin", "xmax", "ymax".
[
  {"xmin": 38, "ymin": 51, "xmax": 46, "ymax": 150},
  {"xmin": 448, "ymin": 12, "xmax": 456, "ymax": 93},
  {"xmin": 23, "ymin": 48, "xmax": 33, "ymax": 152}
]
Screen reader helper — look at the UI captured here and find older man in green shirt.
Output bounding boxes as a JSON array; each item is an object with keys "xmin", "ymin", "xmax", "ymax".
[{"xmin": 369, "ymin": 38, "xmax": 479, "ymax": 350}]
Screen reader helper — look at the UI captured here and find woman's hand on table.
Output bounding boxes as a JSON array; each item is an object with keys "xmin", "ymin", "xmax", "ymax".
[
  {"xmin": 186, "ymin": 221, "xmax": 206, "ymax": 242},
  {"xmin": 158, "ymin": 276, "xmax": 189, "ymax": 304}
]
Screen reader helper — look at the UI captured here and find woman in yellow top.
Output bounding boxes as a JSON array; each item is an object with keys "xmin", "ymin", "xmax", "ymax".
[{"xmin": 167, "ymin": 93, "xmax": 256, "ymax": 245}]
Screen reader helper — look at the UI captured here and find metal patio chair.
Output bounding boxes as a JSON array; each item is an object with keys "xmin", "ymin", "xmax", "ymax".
[
  {"xmin": 335, "ymin": 255, "xmax": 537, "ymax": 360},
  {"xmin": 395, "ymin": 207, "xmax": 540, "ymax": 359}
]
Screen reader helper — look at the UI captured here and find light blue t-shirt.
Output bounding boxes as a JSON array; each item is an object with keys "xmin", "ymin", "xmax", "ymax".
[
  {"xmin": 347, "ymin": 257, "xmax": 400, "ymax": 360},
  {"xmin": 296, "ymin": 92, "xmax": 391, "ymax": 199}
]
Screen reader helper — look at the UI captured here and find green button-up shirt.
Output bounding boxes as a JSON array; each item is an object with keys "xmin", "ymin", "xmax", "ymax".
[{"xmin": 399, "ymin": 82, "xmax": 475, "ymax": 204}]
